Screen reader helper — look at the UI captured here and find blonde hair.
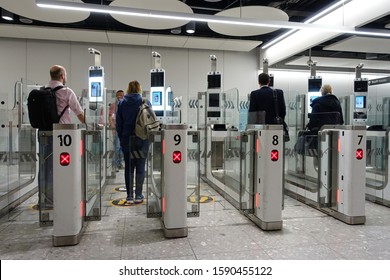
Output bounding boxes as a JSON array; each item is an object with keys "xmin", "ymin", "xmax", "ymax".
[
  {"xmin": 320, "ymin": 84, "xmax": 332, "ymax": 96},
  {"xmin": 126, "ymin": 80, "xmax": 142, "ymax": 94}
]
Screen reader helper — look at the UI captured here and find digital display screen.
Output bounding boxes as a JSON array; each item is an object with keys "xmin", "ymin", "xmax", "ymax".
[
  {"xmin": 310, "ymin": 95, "xmax": 320, "ymax": 103},
  {"xmin": 89, "ymin": 69, "xmax": 103, "ymax": 77},
  {"xmin": 151, "ymin": 72, "xmax": 164, "ymax": 87},
  {"xmin": 152, "ymin": 91, "xmax": 162, "ymax": 106},
  {"xmin": 155, "ymin": 110, "xmax": 164, "ymax": 117},
  {"xmin": 307, "ymin": 92, "xmax": 321, "ymax": 114},
  {"xmin": 167, "ymin": 91, "xmax": 173, "ymax": 108},
  {"xmin": 308, "ymin": 78, "xmax": 322, "ymax": 92},
  {"xmin": 354, "ymin": 80, "xmax": 368, "ymax": 92},
  {"xmin": 208, "ymin": 74, "xmax": 221, "ymax": 89},
  {"xmin": 91, "ymin": 82, "xmax": 101, "ymax": 97},
  {"xmin": 208, "ymin": 93, "xmax": 220, "ymax": 107},
  {"xmin": 269, "ymin": 75, "xmax": 274, "ymax": 87},
  {"xmin": 355, "ymin": 96, "xmax": 366, "ymax": 109}
]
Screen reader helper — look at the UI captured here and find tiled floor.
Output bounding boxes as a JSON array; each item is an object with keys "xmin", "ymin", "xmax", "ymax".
[{"xmin": 1, "ymin": 171, "xmax": 390, "ymax": 260}]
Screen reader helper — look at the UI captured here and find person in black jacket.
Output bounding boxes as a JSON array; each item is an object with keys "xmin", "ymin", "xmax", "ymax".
[
  {"xmin": 248, "ymin": 73, "xmax": 286, "ymax": 125},
  {"xmin": 307, "ymin": 84, "xmax": 344, "ymax": 131}
]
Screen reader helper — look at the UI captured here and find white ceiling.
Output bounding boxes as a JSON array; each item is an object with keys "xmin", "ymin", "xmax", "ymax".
[
  {"xmin": 323, "ymin": 36, "xmax": 390, "ymax": 54},
  {"xmin": 208, "ymin": 6, "xmax": 288, "ymax": 36},
  {"xmin": 286, "ymin": 55, "xmax": 390, "ymax": 70},
  {"xmin": 109, "ymin": 0, "xmax": 193, "ymax": 30},
  {"xmin": 0, "ymin": 0, "xmax": 90, "ymax": 23},
  {"xmin": 0, "ymin": 0, "xmax": 389, "ymax": 68},
  {"xmin": 0, "ymin": 24, "xmax": 262, "ymax": 52}
]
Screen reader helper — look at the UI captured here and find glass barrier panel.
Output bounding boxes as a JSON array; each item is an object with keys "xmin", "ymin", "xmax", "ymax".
[
  {"xmin": 146, "ymin": 131, "xmax": 163, "ymax": 218},
  {"xmin": 366, "ymin": 130, "xmax": 387, "ymax": 205},
  {"xmin": 84, "ymin": 130, "xmax": 102, "ymax": 220},
  {"xmin": 240, "ymin": 131, "xmax": 254, "ymax": 213},
  {"xmin": 105, "ymin": 89, "xmax": 117, "ymax": 179},
  {"xmin": 38, "ymin": 131, "xmax": 54, "ymax": 226},
  {"xmin": 19, "ymin": 127, "xmax": 37, "ymax": 188},
  {"xmin": 197, "ymin": 92, "xmax": 206, "ymax": 178},
  {"xmin": 223, "ymin": 88, "xmax": 239, "ymax": 129},
  {"xmin": 187, "ymin": 131, "xmax": 200, "ymax": 217},
  {"xmin": 0, "ymin": 95, "xmax": 11, "ymax": 220}
]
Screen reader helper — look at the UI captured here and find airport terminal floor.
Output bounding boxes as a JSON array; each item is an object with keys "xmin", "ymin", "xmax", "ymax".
[{"xmin": 1, "ymin": 169, "xmax": 390, "ymax": 260}]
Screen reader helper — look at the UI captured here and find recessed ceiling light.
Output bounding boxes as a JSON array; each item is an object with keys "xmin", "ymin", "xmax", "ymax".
[
  {"xmin": 186, "ymin": 21, "xmax": 195, "ymax": 34},
  {"xmin": 1, "ymin": 9, "xmax": 14, "ymax": 21},
  {"xmin": 385, "ymin": 23, "xmax": 390, "ymax": 29},
  {"xmin": 171, "ymin": 27, "xmax": 182, "ymax": 34},
  {"xmin": 20, "ymin": 17, "xmax": 33, "ymax": 24}
]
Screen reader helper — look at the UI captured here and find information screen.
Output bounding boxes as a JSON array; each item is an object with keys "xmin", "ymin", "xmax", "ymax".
[
  {"xmin": 208, "ymin": 93, "xmax": 220, "ymax": 107},
  {"xmin": 308, "ymin": 78, "xmax": 322, "ymax": 92},
  {"xmin": 355, "ymin": 95, "xmax": 366, "ymax": 109},
  {"xmin": 354, "ymin": 80, "xmax": 368, "ymax": 92},
  {"xmin": 151, "ymin": 72, "xmax": 164, "ymax": 87},
  {"xmin": 208, "ymin": 74, "xmax": 221, "ymax": 89},
  {"xmin": 152, "ymin": 91, "xmax": 162, "ymax": 106},
  {"xmin": 91, "ymin": 82, "xmax": 101, "ymax": 97},
  {"xmin": 88, "ymin": 67, "xmax": 104, "ymax": 103},
  {"xmin": 307, "ymin": 92, "xmax": 321, "ymax": 114}
]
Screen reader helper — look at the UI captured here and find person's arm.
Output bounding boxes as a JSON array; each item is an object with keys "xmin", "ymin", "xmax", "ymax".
[
  {"xmin": 77, "ymin": 112, "xmax": 85, "ymax": 123},
  {"xmin": 278, "ymin": 90, "xmax": 287, "ymax": 119},
  {"xmin": 68, "ymin": 89, "xmax": 84, "ymax": 123},
  {"xmin": 248, "ymin": 92, "xmax": 256, "ymax": 112},
  {"xmin": 116, "ymin": 105, "xmax": 122, "ymax": 140}
]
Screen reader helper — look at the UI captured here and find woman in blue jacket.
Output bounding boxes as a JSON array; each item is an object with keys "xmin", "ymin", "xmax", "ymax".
[{"xmin": 116, "ymin": 80, "xmax": 151, "ymax": 205}]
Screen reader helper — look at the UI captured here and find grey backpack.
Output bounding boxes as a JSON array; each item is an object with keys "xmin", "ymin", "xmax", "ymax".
[{"xmin": 135, "ymin": 98, "xmax": 160, "ymax": 140}]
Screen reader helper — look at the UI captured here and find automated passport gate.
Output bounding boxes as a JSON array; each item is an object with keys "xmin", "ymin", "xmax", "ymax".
[
  {"xmin": 147, "ymin": 125, "xmax": 200, "ymax": 238},
  {"xmin": 38, "ymin": 130, "xmax": 54, "ymax": 226},
  {"xmin": 240, "ymin": 125, "xmax": 284, "ymax": 230},
  {"xmin": 52, "ymin": 124, "xmax": 85, "ymax": 246},
  {"xmin": 317, "ymin": 125, "xmax": 366, "ymax": 224}
]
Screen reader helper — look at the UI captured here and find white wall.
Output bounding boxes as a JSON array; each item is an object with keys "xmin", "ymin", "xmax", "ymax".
[
  {"xmin": 1, "ymin": 37, "xmax": 389, "ymax": 125},
  {"xmin": 0, "ymin": 38, "xmax": 259, "ymax": 124}
]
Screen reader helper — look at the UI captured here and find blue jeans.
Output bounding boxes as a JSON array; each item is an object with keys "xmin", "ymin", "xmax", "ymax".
[
  {"xmin": 112, "ymin": 135, "xmax": 123, "ymax": 168},
  {"xmin": 38, "ymin": 133, "xmax": 53, "ymax": 208},
  {"xmin": 122, "ymin": 136, "xmax": 148, "ymax": 200}
]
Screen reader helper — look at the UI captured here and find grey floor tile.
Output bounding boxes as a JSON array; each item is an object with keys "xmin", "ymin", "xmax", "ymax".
[
  {"xmin": 327, "ymin": 238, "xmax": 390, "ymax": 260},
  {"xmin": 196, "ymin": 249, "xmax": 272, "ymax": 260},
  {"xmin": 265, "ymin": 244, "xmax": 345, "ymax": 260},
  {"xmin": 188, "ymin": 225, "xmax": 261, "ymax": 256}
]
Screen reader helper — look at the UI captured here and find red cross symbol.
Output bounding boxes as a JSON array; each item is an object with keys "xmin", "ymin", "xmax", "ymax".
[{"xmin": 60, "ymin": 152, "xmax": 70, "ymax": 166}]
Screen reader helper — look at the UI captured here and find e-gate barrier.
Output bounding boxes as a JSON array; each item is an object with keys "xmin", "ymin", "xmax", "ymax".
[
  {"xmin": 147, "ymin": 125, "xmax": 200, "ymax": 238},
  {"xmin": 239, "ymin": 125, "xmax": 284, "ymax": 230},
  {"xmin": 161, "ymin": 124, "xmax": 188, "ymax": 237},
  {"xmin": 286, "ymin": 125, "xmax": 366, "ymax": 224},
  {"xmin": 52, "ymin": 124, "xmax": 85, "ymax": 246},
  {"xmin": 52, "ymin": 123, "xmax": 103, "ymax": 246}
]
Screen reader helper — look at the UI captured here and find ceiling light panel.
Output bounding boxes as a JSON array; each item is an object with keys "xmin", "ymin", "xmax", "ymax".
[
  {"xmin": 110, "ymin": 0, "xmax": 193, "ymax": 30},
  {"xmin": 208, "ymin": 6, "xmax": 289, "ymax": 36},
  {"xmin": 2, "ymin": 0, "xmax": 89, "ymax": 23}
]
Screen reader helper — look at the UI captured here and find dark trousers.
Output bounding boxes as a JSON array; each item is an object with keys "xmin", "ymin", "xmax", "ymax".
[{"xmin": 122, "ymin": 136, "xmax": 148, "ymax": 200}]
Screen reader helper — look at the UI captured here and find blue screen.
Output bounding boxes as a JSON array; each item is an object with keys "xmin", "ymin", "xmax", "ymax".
[
  {"xmin": 91, "ymin": 82, "xmax": 101, "ymax": 97},
  {"xmin": 355, "ymin": 96, "xmax": 365, "ymax": 109},
  {"xmin": 152, "ymin": 91, "xmax": 162, "ymax": 106}
]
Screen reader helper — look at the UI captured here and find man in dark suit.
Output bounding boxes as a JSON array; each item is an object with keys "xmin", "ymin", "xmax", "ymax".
[{"xmin": 248, "ymin": 73, "xmax": 286, "ymax": 124}]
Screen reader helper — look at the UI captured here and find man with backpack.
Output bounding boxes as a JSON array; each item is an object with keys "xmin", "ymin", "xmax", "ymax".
[{"xmin": 35, "ymin": 65, "xmax": 84, "ymax": 209}]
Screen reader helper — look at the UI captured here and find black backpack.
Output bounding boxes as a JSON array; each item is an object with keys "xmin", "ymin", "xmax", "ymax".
[{"xmin": 27, "ymin": 85, "xmax": 68, "ymax": 131}]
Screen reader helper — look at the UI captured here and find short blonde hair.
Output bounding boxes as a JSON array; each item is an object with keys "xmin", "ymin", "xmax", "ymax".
[
  {"xmin": 126, "ymin": 80, "xmax": 142, "ymax": 94},
  {"xmin": 320, "ymin": 84, "xmax": 332, "ymax": 95}
]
